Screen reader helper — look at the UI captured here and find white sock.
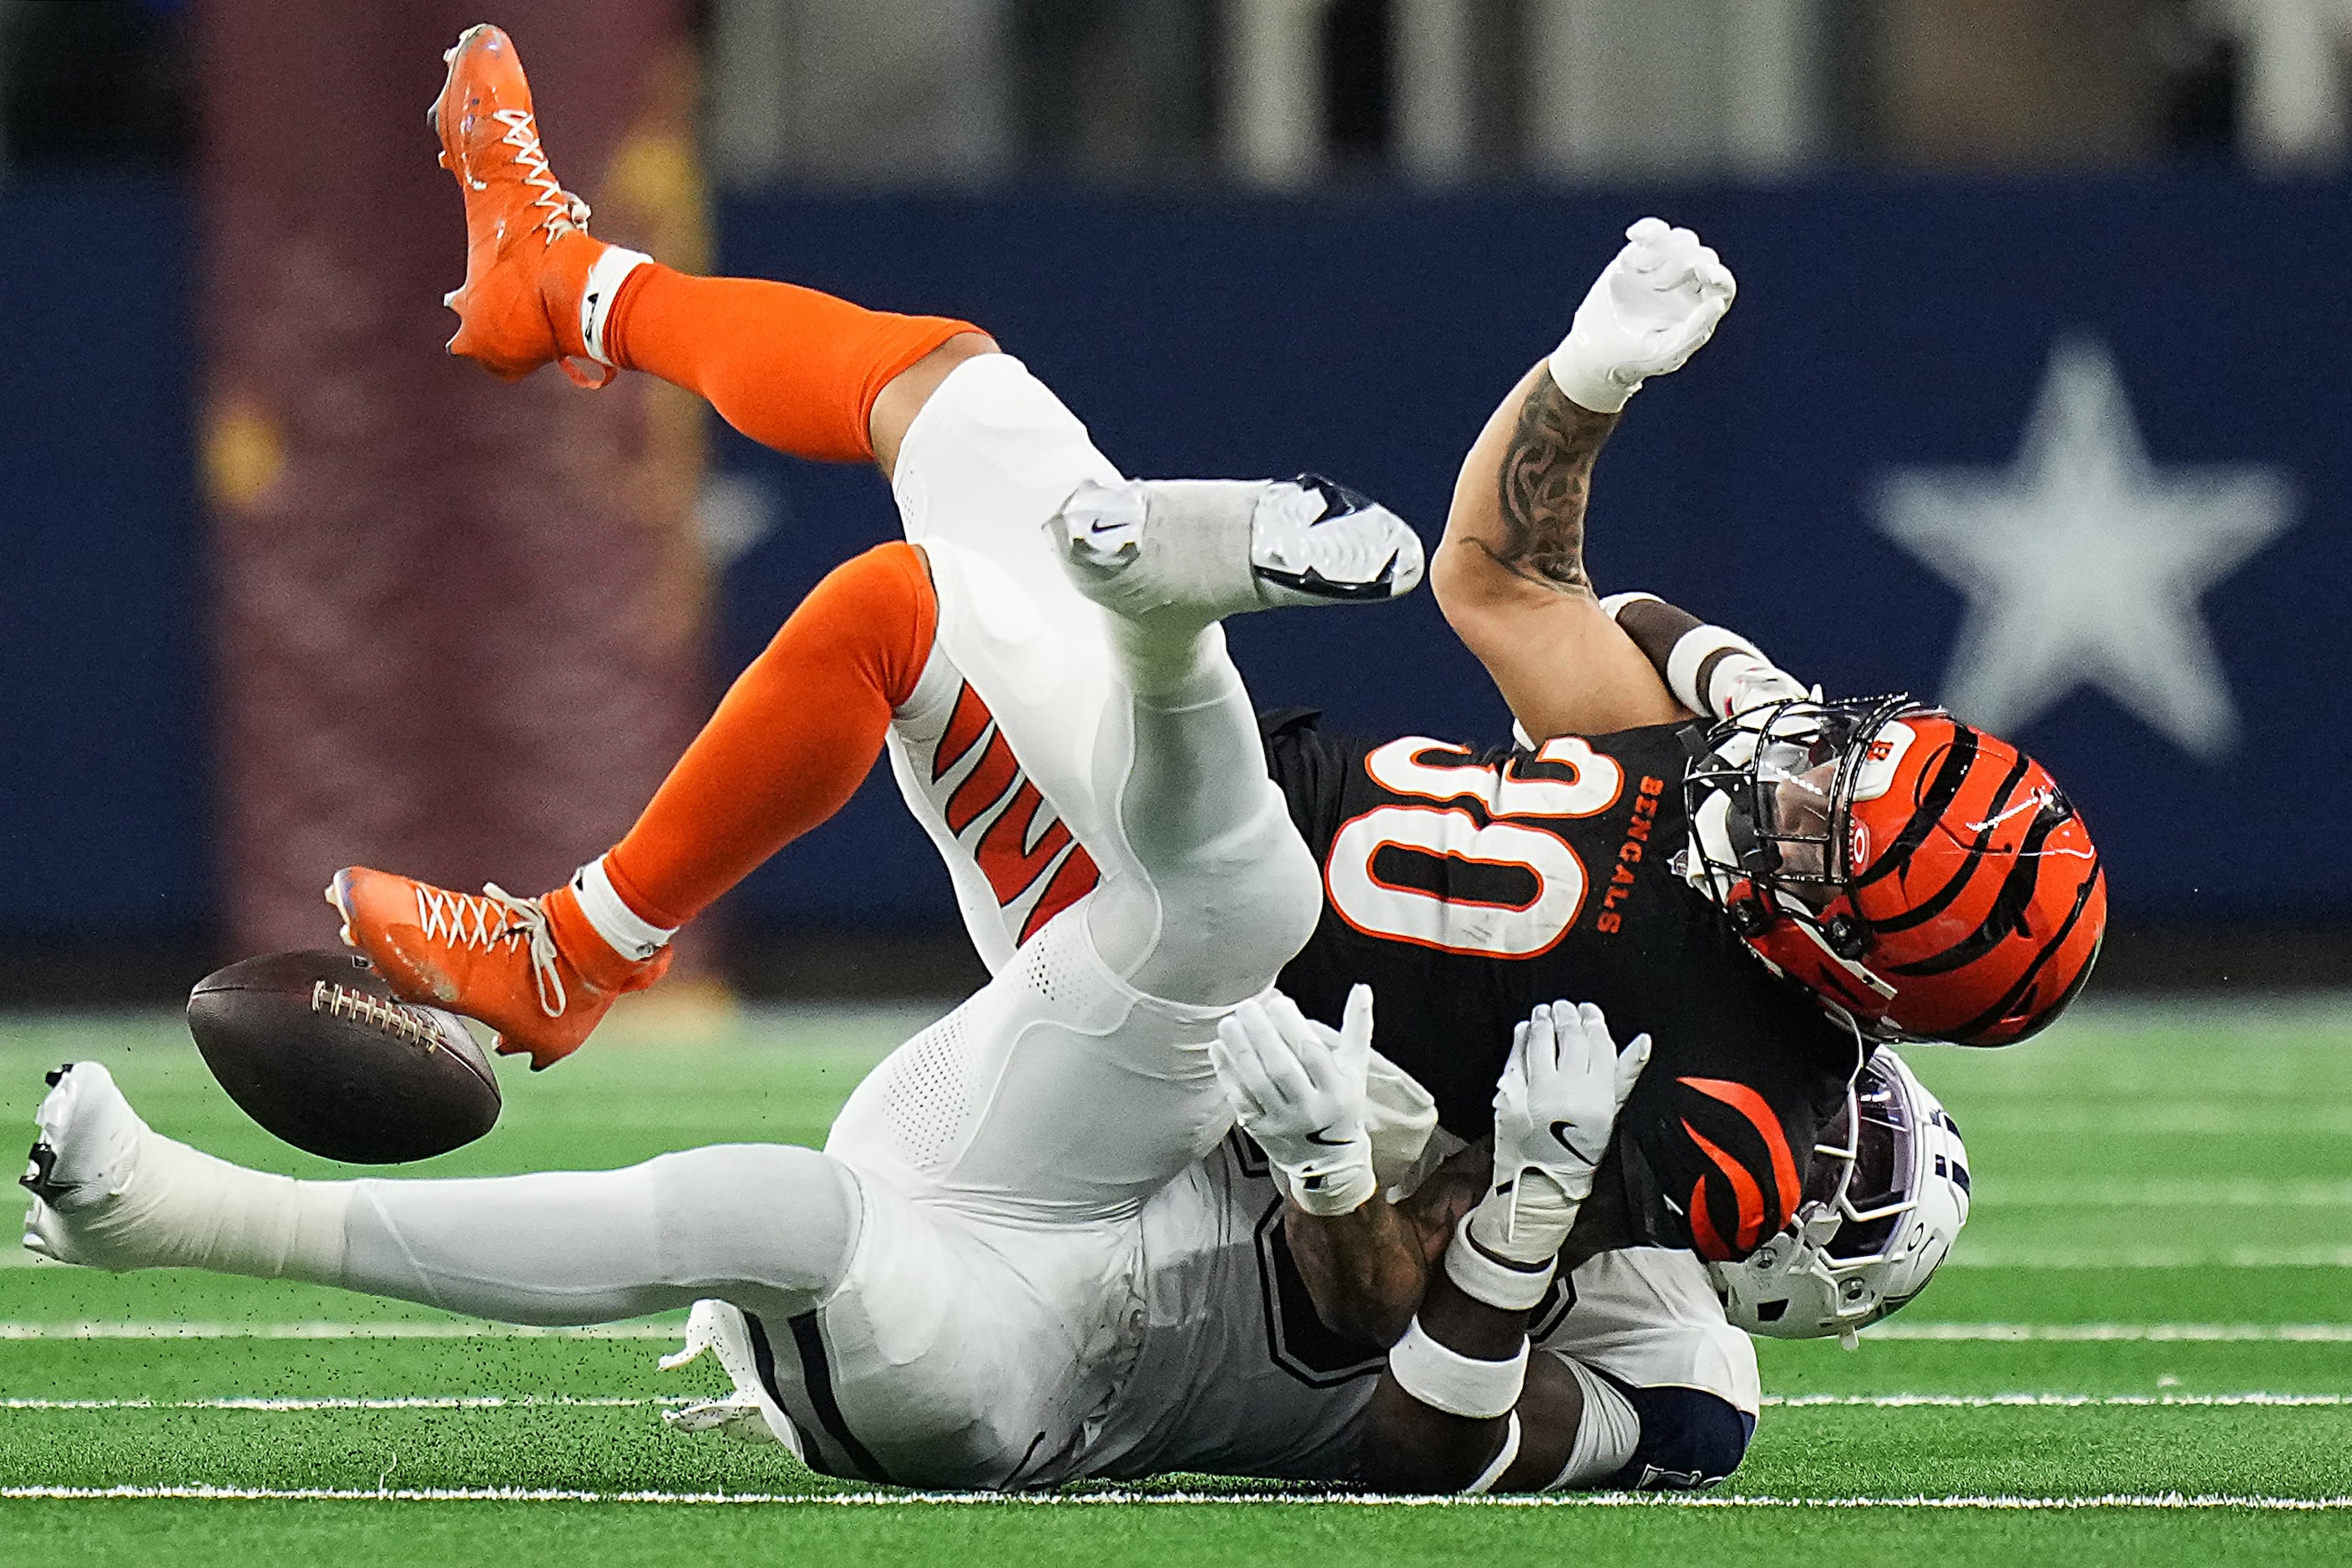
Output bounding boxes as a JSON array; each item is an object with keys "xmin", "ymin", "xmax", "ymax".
[
  {"xmin": 51, "ymin": 1132, "xmax": 349, "ymax": 1281},
  {"xmin": 572, "ymin": 858, "xmax": 675, "ymax": 964},
  {"xmin": 579, "ymin": 245, "xmax": 652, "ymax": 367}
]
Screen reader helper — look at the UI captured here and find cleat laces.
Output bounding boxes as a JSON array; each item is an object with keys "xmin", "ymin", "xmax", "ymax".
[
  {"xmin": 411, "ymin": 883, "xmax": 569, "ymax": 1019},
  {"xmin": 487, "ymin": 109, "xmax": 590, "ymax": 241}
]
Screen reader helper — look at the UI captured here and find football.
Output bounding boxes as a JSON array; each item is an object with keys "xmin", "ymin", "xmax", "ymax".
[{"xmin": 185, "ymin": 949, "xmax": 502, "ymax": 1164}]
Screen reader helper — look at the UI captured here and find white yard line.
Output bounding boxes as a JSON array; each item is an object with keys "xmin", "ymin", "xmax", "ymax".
[
  {"xmin": 1866, "ymin": 1322, "xmax": 2352, "ymax": 1342},
  {"xmin": 6, "ymin": 1319, "xmax": 2352, "ymax": 1343},
  {"xmin": 1762, "ymin": 1393, "xmax": 2351, "ymax": 1408},
  {"xmin": 0, "ymin": 1321, "xmax": 683, "ymax": 1340},
  {"xmin": 8, "ymin": 1393, "xmax": 2341, "ymax": 1414},
  {"xmin": 3, "ymin": 1485, "xmax": 2348, "ymax": 1510},
  {"xmin": 4, "ymin": 1396, "xmax": 685, "ymax": 1411},
  {"xmin": 1946, "ymin": 1247, "xmax": 2352, "ymax": 1267},
  {"xmin": 1985, "ymin": 1178, "xmax": 2352, "ymax": 1206}
]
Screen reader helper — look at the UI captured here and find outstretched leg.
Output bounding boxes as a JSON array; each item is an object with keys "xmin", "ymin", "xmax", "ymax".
[
  {"xmin": 22, "ymin": 1063, "xmax": 858, "ymax": 1328},
  {"xmin": 24, "ymin": 1061, "xmax": 1114, "ymax": 1488}
]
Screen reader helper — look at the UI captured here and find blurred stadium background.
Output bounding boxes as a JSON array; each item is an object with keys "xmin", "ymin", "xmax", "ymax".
[{"xmin": 2, "ymin": 0, "xmax": 2339, "ymax": 1009}]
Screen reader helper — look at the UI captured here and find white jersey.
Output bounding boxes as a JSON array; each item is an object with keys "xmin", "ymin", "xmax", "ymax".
[{"xmin": 1075, "ymin": 1136, "xmax": 1761, "ymax": 1484}]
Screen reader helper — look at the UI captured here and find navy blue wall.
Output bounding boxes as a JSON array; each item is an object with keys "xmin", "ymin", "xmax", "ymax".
[
  {"xmin": 0, "ymin": 180, "xmax": 204, "ymax": 938},
  {"xmin": 2, "ymin": 176, "xmax": 2333, "ymax": 940}
]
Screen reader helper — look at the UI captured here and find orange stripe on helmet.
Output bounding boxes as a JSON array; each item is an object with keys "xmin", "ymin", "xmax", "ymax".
[
  {"xmin": 1687, "ymin": 1175, "xmax": 1732, "ymax": 1262},
  {"xmin": 1682, "ymin": 1118, "xmax": 1767, "ymax": 1253},
  {"xmin": 1678, "ymin": 1075, "xmax": 1802, "ymax": 1227}
]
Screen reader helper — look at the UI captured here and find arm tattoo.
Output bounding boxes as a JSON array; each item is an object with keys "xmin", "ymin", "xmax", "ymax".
[{"xmin": 1479, "ymin": 377, "xmax": 1620, "ymax": 593}]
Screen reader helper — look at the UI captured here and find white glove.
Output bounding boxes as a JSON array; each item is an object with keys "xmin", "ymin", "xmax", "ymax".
[
  {"xmin": 1469, "ymin": 1000, "xmax": 1651, "ymax": 1267},
  {"xmin": 1211, "ymin": 986, "xmax": 1377, "ymax": 1217},
  {"xmin": 1548, "ymin": 217, "xmax": 1736, "ymax": 414}
]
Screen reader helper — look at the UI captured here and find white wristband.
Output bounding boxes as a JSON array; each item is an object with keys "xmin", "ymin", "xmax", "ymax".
[
  {"xmin": 1444, "ymin": 1213, "xmax": 1555, "ymax": 1311},
  {"xmin": 1464, "ymin": 1411, "xmax": 1523, "ymax": 1495},
  {"xmin": 1388, "ymin": 1315, "xmax": 1529, "ymax": 1420}
]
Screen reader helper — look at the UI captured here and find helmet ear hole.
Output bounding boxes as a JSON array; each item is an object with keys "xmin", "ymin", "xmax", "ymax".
[
  {"xmin": 1824, "ymin": 914, "xmax": 1868, "ymax": 959},
  {"xmin": 1753, "ymin": 1299, "xmax": 1788, "ymax": 1323}
]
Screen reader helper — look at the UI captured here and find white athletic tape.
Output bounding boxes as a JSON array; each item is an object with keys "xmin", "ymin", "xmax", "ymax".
[
  {"xmin": 1444, "ymin": 1216, "xmax": 1554, "ymax": 1311},
  {"xmin": 1387, "ymin": 1318, "xmax": 1527, "ymax": 1420},
  {"xmin": 4, "ymin": 1485, "xmax": 2350, "ymax": 1510}
]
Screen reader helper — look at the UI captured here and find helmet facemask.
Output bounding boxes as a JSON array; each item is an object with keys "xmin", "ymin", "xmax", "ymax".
[
  {"xmin": 1683, "ymin": 694, "xmax": 1920, "ymax": 1033},
  {"xmin": 1709, "ymin": 1048, "xmax": 1970, "ymax": 1344}
]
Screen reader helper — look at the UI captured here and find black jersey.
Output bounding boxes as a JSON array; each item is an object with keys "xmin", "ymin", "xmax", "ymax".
[{"xmin": 1261, "ymin": 710, "xmax": 1859, "ymax": 1262}]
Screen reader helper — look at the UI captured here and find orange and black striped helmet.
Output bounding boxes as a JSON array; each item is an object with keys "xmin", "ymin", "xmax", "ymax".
[{"xmin": 1684, "ymin": 695, "xmax": 2106, "ymax": 1045}]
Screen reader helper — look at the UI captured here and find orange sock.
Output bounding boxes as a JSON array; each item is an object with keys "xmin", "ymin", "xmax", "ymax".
[
  {"xmin": 602, "ymin": 264, "xmax": 978, "ymax": 463},
  {"xmin": 602, "ymin": 542, "xmax": 938, "ymax": 928}
]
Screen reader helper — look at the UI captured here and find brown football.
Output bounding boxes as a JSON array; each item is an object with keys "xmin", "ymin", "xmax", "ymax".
[{"xmin": 186, "ymin": 949, "xmax": 501, "ymax": 1164}]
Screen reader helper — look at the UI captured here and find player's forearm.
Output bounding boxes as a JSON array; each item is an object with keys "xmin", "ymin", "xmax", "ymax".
[
  {"xmin": 1284, "ymin": 1196, "xmax": 1431, "ymax": 1350},
  {"xmin": 1431, "ymin": 367, "xmax": 1682, "ymax": 740},
  {"xmin": 1434, "ymin": 363, "xmax": 1616, "ymax": 609}
]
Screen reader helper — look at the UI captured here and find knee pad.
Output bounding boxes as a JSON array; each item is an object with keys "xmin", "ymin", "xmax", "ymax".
[
  {"xmin": 1604, "ymin": 1383, "xmax": 1755, "ymax": 1490},
  {"xmin": 647, "ymin": 1145, "xmax": 861, "ymax": 1300}
]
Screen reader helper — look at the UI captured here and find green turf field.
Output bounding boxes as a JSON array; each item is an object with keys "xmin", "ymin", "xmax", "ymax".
[{"xmin": 4, "ymin": 998, "xmax": 2349, "ymax": 1564}]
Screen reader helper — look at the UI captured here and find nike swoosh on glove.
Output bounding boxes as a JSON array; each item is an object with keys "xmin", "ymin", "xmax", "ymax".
[
  {"xmin": 1469, "ymin": 999, "xmax": 1651, "ymax": 1267},
  {"xmin": 1210, "ymin": 985, "xmax": 1378, "ymax": 1217}
]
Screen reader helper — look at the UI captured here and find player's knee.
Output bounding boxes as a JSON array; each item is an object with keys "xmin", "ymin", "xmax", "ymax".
[
  {"xmin": 1147, "ymin": 820, "xmax": 1322, "ymax": 1001},
  {"xmin": 646, "ymin": 1144, "xmax": 860, "ymax": 1300},
  {"xmin": 1608, "ymin": 1387, "xmax": 1754, "ymax": 1490}
]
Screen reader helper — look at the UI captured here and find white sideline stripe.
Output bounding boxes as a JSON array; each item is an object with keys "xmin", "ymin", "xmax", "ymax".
[
  {"xmin": 8, "ymin": 1393, "xmax": 2344, "ymax": 1414},
  {"xmin": 1762, "ymin": 1393, "xmax": 2352, "ymax": 1408},
  {"xmin": 5, "ymin": 1396, "xmax": 687, "ymax": 1411},
  {"xmin": 1947, "ymin": 1248, "xmax": 2352, "ymax": 1268},
  {"xmin": 1990, "ymin": 1178, "xmax": 2352, "ymax": 1207},
  {"xmin": 0, "ymin": 1322, "xmax": 684, "ymax": 1340},
  {"xmin": 8, "ymin": 1319, "xmax": 2352, "ymax": 1343},
  {"xmin": 3, "ymin": 1485, "xmax": 2349, "ymax": 1510},
  {"xmin": 1868, "ymin": 1322, "xmax": 2352, "ymax": 1343}
]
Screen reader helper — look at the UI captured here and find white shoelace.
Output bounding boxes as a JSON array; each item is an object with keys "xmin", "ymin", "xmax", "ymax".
[
  {"xmin": 410, "ymin": 883, "xmax": 568, "ymax": 1019},
  {"xmin": 488, "ymin": 107, "xmax": 589, "ymax": 241}
]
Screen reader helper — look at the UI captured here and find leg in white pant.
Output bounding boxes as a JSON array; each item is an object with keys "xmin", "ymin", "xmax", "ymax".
[{"xmin": 22, "ymin": 1078, "xmax": 859, "ymax": 1333}]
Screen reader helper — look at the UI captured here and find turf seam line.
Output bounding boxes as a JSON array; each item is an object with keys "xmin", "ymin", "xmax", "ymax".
[{"xmin": 4, "ymin": 1486, "xmax": 2350, "ymax": 1510}]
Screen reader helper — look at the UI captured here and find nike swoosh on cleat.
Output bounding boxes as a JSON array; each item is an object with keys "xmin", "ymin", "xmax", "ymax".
[{"xmin": 19, "ymin": 1141, "xmax": 64, "ymax": 1204}]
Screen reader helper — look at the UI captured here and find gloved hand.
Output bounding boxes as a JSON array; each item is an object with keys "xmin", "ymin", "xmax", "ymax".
[
  {"xmin": 1469, "ymin": 1000, "xmax": 1651, "ymax": 1266},
  {"xmin": 1548, "ymin": 217, "xmax": 1736, "ymax": 413},
  {"xmin": 1210, "ymin": 985, "xmax": 1377, "ymax": 1216}
]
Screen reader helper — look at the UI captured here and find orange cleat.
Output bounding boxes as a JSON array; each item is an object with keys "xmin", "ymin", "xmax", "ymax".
[
  {"xmin": 429, "ymin": 23, "xmax": 609, "ymax": 387},
  {"xmin": 326, "ymin": 867, "xmax": 670, "ymax": 1070}
]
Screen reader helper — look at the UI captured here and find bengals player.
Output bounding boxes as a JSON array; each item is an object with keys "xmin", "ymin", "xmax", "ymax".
[{"xmin": 327, "ymin": 33, "xmax": 2102, "ymax": 1282}]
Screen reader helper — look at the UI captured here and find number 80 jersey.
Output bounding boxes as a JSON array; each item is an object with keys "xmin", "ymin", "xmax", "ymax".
[{"xmin": 1259, "ymin": 710, "xmax": 1859, "ymax": 1264}]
